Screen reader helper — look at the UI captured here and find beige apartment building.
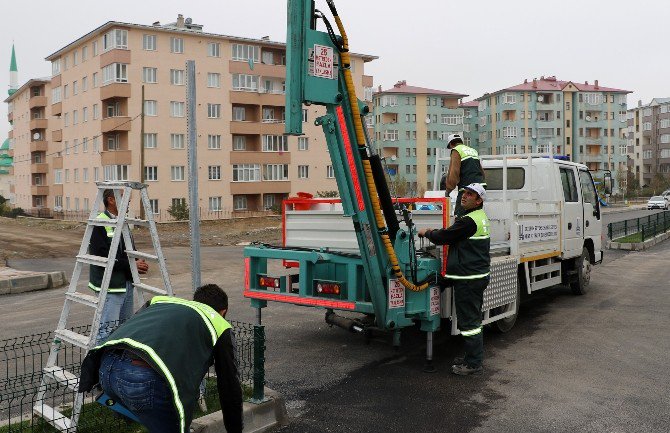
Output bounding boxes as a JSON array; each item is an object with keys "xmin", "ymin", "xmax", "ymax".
[{"xmin": 6, "ymin": 15, "xmax": 375, "ymax": 218}]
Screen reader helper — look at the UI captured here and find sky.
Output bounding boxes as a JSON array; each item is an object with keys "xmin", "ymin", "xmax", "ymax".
[{"xmin": 2, "ymin": 0, "xmax": 670, "ymax": 142}]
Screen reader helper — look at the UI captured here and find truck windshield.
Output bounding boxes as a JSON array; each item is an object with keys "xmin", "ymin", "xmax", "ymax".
[{"xmin": 482, "ymin": 167, "xmax": 525, "ymax": 189}]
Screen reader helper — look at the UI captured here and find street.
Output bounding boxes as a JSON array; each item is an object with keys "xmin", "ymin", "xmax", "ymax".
[{"xmin": 2, "ymin": 208, "xmax": 669, "ymax": 432}]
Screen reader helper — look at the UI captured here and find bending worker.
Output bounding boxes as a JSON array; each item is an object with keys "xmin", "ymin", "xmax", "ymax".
[
  {"xmin": 439, "ymin": 133, "xmax": 486, "ymax": 218},
  {"xmin": 79, "ymin": 284, "xmax": 243, "ymax": 433},
  {"xmin": 418, "ymin": 183, "xmax": 490, "ymax": 376}
]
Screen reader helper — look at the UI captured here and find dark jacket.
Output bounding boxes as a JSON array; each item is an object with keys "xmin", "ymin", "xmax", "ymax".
[{"xmin": 88, "ymin": 210, "xmax": 131, "ymax": 292}]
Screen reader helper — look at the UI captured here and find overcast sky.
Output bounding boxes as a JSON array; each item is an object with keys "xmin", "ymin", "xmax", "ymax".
[{"xmin": 2, "ymin": 0, "xmax": 669, "ymax": 142}]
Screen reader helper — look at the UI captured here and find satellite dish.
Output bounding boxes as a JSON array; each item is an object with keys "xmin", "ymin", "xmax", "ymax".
[
  {"xmin": 185, "ymin": 17, "xmax": 193, "ymax": 25},
  {"xmin": 425, "ymin": 116, "xmax": 431, "ymax": 124},
  {"xmin": 33, "ymin": 132, "xmax": 41, "ymax": 140},
  {"xmin": 391, "ymin": 155, "xmax": 397, "ymax": 161},
  {"xmin": 537, "ymin": 95, "xmax": 544, "ymax": 102},
  {"xmin": 585, "ymin": 115, "xmax": 591, "ymax": 121}
]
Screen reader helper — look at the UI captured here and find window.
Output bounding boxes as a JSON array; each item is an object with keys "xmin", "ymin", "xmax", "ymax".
[
  {"xmin": 145, "ymin": 100, "xmax": 157, "ymax": 116},
  {"xmin": 52, "ymin": 59, "xmax": 61, "ymax": 76},
  {"xmin": 262, "ymin": 135, "xmax": 288, "ymax": 152},
  {"xmin": 232, "ymin": 164, "xmax": 261, "ymax": 182},
  {"xmin": 149, "ymin": 199, "xmax": 159, "ymax": 214},
  {"xmin": 208, "ymin": 104, "xmax": 221, "ymax": 118},
  {"xmin": 441, "ymin": 114, "xmax": 463, "ymax": 125},
  {"xmin": 143, "ymin": 34, "xmax": 157, "ymax": 51},
  {"xmin": 502, "ymin": 126, "xmax": 517, "ymax": 138},
  {"xmin": 207, "ymin": 73, "xmax": 220, "ymax": 88},
  {"xmin": 233, "ymin": 196, "xmax": 247, "ymax": 211},
  {"xmin": 298, "ymin": 137, "xmax": 309, "ymax": 150},
  {"xmin": 64, "ymin": 84, "xmax": 68, "ymax": 99},
  {"xmin": 208, "ymin": 135, "xmax": 221, "ymax": 149},
  {"xmin": 233, "ymin": 106, "xmax": 245, "ymax": 121},
  {"xmin": 207, "ymin": 42, "xmax": 220, "ymax": 57},
  {"xmin": 54, "ymin": 169, "xmax": 63, "ymax": 184},
  {"xmin": 65, "ymin": 169, "xmax": 70, "ymax": 182},
  {"xmin": 143, "ymin": 67, "xmax": 157, "ymax": 83},
  {"xmin": 94, "ymin": 167, "xmax": 100, "ymax": 181},
  {"xmin": 383, "ymin": 130, "xmax": 399, "ymax": 141},
  {"xmin": 364, "ymin": 87, "xmax": 374, "ymax": 102},
  {"xmin": 172, "ymin": 198, "xmax": 186, "ymax": 208},
  {"xmin": 578, "ymin": 170, "xmax": 597, "ymax": 210},
  {"xmin": 208, "ymin": 165, "xmax": 221, "ymax": 180},
  {"xmin": 103, "ymin": 165, "xmax": 129, "ymax": 181},
  {"xmin": 144, "ymin": 133, "xmax": 157, "ymax": 148},
  {"xmin": 82, "ymin": 76, "xmax": 88, "ymax": 92},
  {"xmin": 327, "ymin": 165, "xmax": 335, "ymax": 178},
  {"xmin": 502, "ymin": 93, "xmax": 516, "ymax": 104},
  {"xmin": 92, "ymin": 72, "xmax": 99, "ymax": 88},
  {"xmin": 92, "ymin": 41, "xmax": 98, "ymax": 56},
  {"xmin": 483, "ymin": 167, "xmax": 525, "ymax": 189},
  {"xmin": 170, "ymin": 101, "xmax": 185, "ymax": 117},
  {"xmin": 102, "ymin": 63, "xmax": 128, "ymax": 84},
  {"xmin": 170, "ymin": 69, "xmax": 184, "ymax": 85},
  {"xmin": 73, "ymin": 110, "xmax": 79, "ymax": 125},
  {"xmin": 560, "ymin": 167, "xmax": 579, "ymax": 202},
  {"xmin": 233, "ymin": 136, "xmax": 246, "ymax": 150},
  {"xmin": 302, "ymin": 109, "xmax": 308, "ymax": 122},
  {"xmin": 72, "ymin": 80, "xmax": 78, "ymax": 95},
  {"xmin": 103, "ymin": 29, "xmax": 128, "ymax": 51},
  {"xmin": 209, "ymin": 196, "xmax": 222, "ymax": 211},
  {"xmin": 82, "ymin": 137, "xmax": 88, "ymax": 152},
  {"xmin": 380, "ymin": 95, "xmax": 398, "ymax": 107},
  {"xmin": 171, "ymin": 166, "xmax": 185, "ymax": 181},
  {"xmin": 232, "ymin": 73, "xmax": 259, "ymax": 91},
  {"xmin": 264, "ymin": 164, "xmax": 289, "ymax": 181},
  {"xmin": 643, "ymin": 122, "xmax": 652, "ymax": 131},
  {"xmin": 144, "ymin": 166, "xmax": 158, "ymax": 181},
  {"xmin": 64, "ymin": 112, "xmax": 69, "ymax": 126},
  {"xmin": 231, "ymin": 44, "xmax": 260, "ymax": 62},
  {"xmin": 106, "ymin": 101, "xmax": 120, "ymax": 117},
  {"xmin": 298, "ymin": 165, "xmax": 309, "ymax": 179},
  {"xmin": 583, "ymin": 93, "xmax": 603, "ymax": 105},
  {"xmin": 170, "ymin": 37, "xmax": 184, "ymax": 53},
  {"xmin": 170, "ymin": 133, "xmax": 185, "ymax": 149},
  {"xmin": 107, "ymin": 134, "xmax": 119, "ymax": 150},
  {"xmin": 52, "ymin": 87, "xmax": 62, "ymax": 103}
]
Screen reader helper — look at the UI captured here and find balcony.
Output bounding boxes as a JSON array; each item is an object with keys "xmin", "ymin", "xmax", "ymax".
[
  {"xmin": 229, "ymin": 90, "xmax": 284, "ymax": 106},
  {"xmin": 100, "ymin": 150, "xmax": 132, "ymax": 166},
  {"xmin": 229, "ymin": 60, "xmax": 286, "ymax": 79},
  {"xmin": 100, "ymin": 83, "xmax": 131, "ymax": 101},
  {"xmin": 30, "ymin": 163, "xmax": 49, "ymax": 174},
  {"xmin": 230, "ymin": 180, "xmax": 291, "ymax": 195},
  {"xmin": 51, "ymin": 102, "xmax": 62, "ymax": 116},
  {"xmin": 31, "ymin": 185, "xmax": 49, "ymax": 196},
  {"xmin": 52, "ymin": 129, "xmax": 62, "ymax": 142},
  {"xmin": 101, "ymin": 116, "xmax": 132, "ymax": 133},
  {"xmin": 230, "ymin": 121, "xmax": 268, "ymax": 135},
  {"xmin": 7, "ymin": 111, "xmax": 13, "ymax": 122},
  {"xmin": 29, "ymin": 96, "xmax": 48, "ymax": 109},
  {"xmin": 229, "ymin": 151, "xmax": 291, "ymax": 165},
  {"xmin": 100, "ymin": 49, "xmax": 131, "ymax": 68},
  {"xmin": 30, "ymin": 118, "xmax": 48, "ymax": 130},
  {"xmin": 30, "ymin": 141, "xmax": 48, "ymax": 152}
]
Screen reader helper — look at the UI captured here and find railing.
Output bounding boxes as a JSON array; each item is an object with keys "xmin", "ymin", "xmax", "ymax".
[
  {"xmin": 608, "ymin": 211, "xmax": 670, "ymax": 242},
  {"xmin": 0, "ymin": 320, "xmax": 265, "ymax": 431}
]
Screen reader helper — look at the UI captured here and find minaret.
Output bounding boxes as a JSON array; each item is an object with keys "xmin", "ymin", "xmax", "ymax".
[{"xmin": 8, "ymin": 43, "xmax": 18, "ymax": 96}]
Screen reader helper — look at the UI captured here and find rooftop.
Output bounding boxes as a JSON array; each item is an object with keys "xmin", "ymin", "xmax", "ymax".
[
  {"xmin": 478, "ymin": 76, "xmax": 632, "ymax": 100},
  {"xmin": 459, "ymin": 100, "xmax": 479, "ymax": 108},
  {"xmin": 3, "ymin": 78, "xmax": 50, "ymax": 103},
  {"xmin": 375, "ymin": 80, "xmax": 467, "ymax": 98}
]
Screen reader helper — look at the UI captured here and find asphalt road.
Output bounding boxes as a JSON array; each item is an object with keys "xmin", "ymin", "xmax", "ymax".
[{"xmin": 3, "ymin": 207, "xmax": 669, "ymax": 432}]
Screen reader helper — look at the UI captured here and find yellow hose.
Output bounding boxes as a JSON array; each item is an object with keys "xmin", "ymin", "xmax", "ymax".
[{"xmin": 332, "ymin": 14, "xmax": 428, "ymax": 292}]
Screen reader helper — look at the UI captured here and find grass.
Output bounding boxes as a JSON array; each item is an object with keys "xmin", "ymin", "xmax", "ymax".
[{"xmin": 613, "ymin": 232, "xmax": 643, "ymax": 243}]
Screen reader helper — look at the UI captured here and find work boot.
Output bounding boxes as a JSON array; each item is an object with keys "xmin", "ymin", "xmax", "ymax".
[
  {"xmin": 452, "ymin": 363, "xmax": 483, "ymax": 376},
  {"xmin": 452, "ymin": 356, "xmax": 465, "ymax": 367}
]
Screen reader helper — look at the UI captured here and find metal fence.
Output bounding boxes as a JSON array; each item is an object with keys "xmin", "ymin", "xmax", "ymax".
[
  {"xmin": 0, "ymin": 320, "xmax": 265, "ymax": 432},
  {"xmin": 20, "ymin": 208, "xmax": 276, "ymax": 223},
  {"xmin": 608, "ymin": 211, "xmax": 670, "ymax": 242}
]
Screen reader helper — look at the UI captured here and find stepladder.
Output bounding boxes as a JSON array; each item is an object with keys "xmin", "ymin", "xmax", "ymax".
[{"xmin": 33, "ymin": 181, "xmax": 174, "ymax": 432}]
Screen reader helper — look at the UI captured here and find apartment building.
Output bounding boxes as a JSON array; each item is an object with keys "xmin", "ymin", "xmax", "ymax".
[
  {"xmin": 627, "ymin": 98, "xmax": 670, "ymax": 189},
  {"xmin": 6, "ymin": 15, "xmax": 375, "ymax": 216},
  {"xmin": 460, "ymin": 100, "xmax": 480, "ymax": 151},
  {"xmin": 476, "ymin": 76, "xmax": 631, "ymax": 191},
  {"xmin": 0, "ymin": 139, "xmax": 12, "ymax": 199},
  {"xmin": 372, "ymin": 81, "xmax": 468, "ymax": 194}
]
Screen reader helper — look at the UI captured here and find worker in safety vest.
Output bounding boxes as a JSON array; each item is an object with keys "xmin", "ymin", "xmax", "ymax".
[
  {"xmin": 439, "ymin": 133, "xmax": 486, "ymax": 218},
  {"xmin": 79, "ymin": 284, "xmax": 243, "ymax": 433},
  {"xmin": 89, "ymin": 189, "xmax": 148, "ymax": 344},
  {"xmin": 418, "ymin": 183, "xmax": 490, "ymax": 375}
]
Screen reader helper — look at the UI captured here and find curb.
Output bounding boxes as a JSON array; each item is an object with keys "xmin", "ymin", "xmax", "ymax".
[
  {"xmin": 190, "ymin": 387, "xmax": 288, "ymax": 433},
  {"xmin": 0, "ymin": 270, "xmax": 68, "ymax": 295},
  {"xmin": 607, "ymin": 231, "xmax": 670, "ymax": 251}
]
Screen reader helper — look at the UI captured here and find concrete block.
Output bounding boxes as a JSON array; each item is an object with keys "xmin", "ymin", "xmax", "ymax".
[
  {"xmin": 10, "ymin": 274, "xmax": 50, "ymax": 294},
  {"xmin": 48, "ymin": 271, "xmax": 68, "ymax": 289},
  {"xmin": 0, "ymin": 280, "xmax": 10, "ymax": 295}
]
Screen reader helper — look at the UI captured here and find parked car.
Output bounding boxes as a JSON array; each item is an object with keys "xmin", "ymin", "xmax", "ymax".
[{"xmin": 647, "ymin": 196, "xmax": 668, "ymax": 210}]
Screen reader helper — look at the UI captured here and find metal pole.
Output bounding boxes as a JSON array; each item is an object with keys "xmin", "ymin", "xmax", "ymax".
[
  {"xmin": 423, "ymin": 331, "xmax": 436, "ymax": 373},
  {"xmin": 186, "ymin": 60, "xmax": 201, "ymax": 292},
  {"xmin": 140, "ymin": 85, "xmax": 145, "ymax": 220}
]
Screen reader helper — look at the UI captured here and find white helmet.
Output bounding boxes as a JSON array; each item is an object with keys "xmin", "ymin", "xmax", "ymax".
[{"xmin": 446, "ymin": 133, "xmax": 463, "ymax": 147}]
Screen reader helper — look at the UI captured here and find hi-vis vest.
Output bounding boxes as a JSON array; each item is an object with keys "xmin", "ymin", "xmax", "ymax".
[
  {"xmin": 92, "ymin": 297, "xmax": 232, "ymax": 433},
  {"xmin": 453, "ymin": 144, "xmax": 486, "ymax": 190},
  {"xmin": 88, "ymin": 211, "xmax": 128, "ymax": 293},
  {"xmin": 446, "ymin": 208, "xmax": 491, "ymax": 280}
]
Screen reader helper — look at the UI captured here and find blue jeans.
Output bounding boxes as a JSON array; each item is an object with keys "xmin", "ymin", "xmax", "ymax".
[
  {"xmin": 96, "ymin": 281, "xmax": 134, "ymax": 345},
  {"xmin": 99, "ymin": 350, "xmax": 180, "ymax": 433}
]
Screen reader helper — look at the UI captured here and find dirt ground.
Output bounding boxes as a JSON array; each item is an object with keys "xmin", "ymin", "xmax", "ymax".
[{"xmin": 0, "ymin": 215, "xmax": 282, "ymax": 261}]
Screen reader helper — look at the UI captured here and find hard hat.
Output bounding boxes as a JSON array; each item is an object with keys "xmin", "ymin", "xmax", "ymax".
[
  {"xmin": 446, "ymin": 133, "xmax": 463, "ymax": 147},
  {"xmin": 463, "ymin": 183, "xmax": 486, "ymax": 201}
]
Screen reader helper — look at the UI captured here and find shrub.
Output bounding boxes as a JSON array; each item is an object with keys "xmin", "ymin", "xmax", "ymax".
[{"xmin": 167, "ymin": 202, "xmax": 189, "ymax": 220}]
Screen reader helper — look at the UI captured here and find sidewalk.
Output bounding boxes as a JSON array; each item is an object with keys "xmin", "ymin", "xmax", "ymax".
[
  {"xmin": 601, "ymin": 203, "xmax": 646, "ymax": 215},
  {"xmin": 0, "ymin": 267, "xmax": 66, "ymax": 295}
]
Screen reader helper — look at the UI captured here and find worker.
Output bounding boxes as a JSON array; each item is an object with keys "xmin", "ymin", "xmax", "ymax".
[
  {"xmin": 439, "ymin": 133, "xmax": 486, "ymax": 218},
  {"xmin": 89, "ymin": 189, "xmax": 149, "ymax": 344},
  {"xmin": 79, "ymin": 284, "xmax": 244, "ymax": 433},
  {"xmin": 418, "ymin": 183, "xmax": 490, "ymax": 375}
]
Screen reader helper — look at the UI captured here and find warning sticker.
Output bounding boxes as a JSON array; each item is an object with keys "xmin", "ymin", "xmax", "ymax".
[
  {"xmin": 429, "ymin": 287, "xmax": 441, "ymax": 316},
  {"xmin": 312, "ymin": 44, "xmax": 335, "ymax": 79},
  {"xmin": 388, "ymin": 279, "xmax": 405, "ymax": 309}
]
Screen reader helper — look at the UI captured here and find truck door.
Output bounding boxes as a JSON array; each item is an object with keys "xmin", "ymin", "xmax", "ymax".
[
  {"xmin": 578, "ymin": 169, "xmax": 601, "ymax": 258},
  {"xmin": 559, "ymin": 166, "xmax": 582, "ymax": 257}
]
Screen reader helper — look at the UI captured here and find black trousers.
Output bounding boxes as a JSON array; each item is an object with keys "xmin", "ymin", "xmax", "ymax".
[
  {"xmin": 454, "ymin": 277, "xmax": 488, "ymax": 367},
  {"xmin": 454, "ymin": 190, "xmax": 465, "ymax": 218}
]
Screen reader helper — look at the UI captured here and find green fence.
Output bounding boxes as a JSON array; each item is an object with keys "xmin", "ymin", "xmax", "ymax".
[{"xmin": 608, "ymin": 211, "xmax": 670, "ymax": 242}]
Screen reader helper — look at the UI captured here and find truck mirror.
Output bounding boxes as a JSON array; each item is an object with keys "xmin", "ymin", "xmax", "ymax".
[{"xmin": 603, "ymin": 171, "xmax": 613, "ymax": 195}]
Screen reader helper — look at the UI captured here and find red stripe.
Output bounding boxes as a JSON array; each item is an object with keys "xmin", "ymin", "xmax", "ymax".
[
  {"xmin": 244, "ymin": 290, "xmax": 356, "ymax": 310},
  {"xmin": 335, "ymin": 106, "xmax": 365, "ymax": 211},
  {"xmin": 244, "ymin": 258, "xmax": 250, "ymax": 291}
]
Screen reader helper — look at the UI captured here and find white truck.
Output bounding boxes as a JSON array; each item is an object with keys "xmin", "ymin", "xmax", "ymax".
[{"xmin": 283, "ymin": 154, "xmax": 608, "ymax": 333}]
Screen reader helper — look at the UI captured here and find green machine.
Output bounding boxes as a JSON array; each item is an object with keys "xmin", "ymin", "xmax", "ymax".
[{"xmin": 243, "ymin": 0, "xmax": 443, "ymax": 368}]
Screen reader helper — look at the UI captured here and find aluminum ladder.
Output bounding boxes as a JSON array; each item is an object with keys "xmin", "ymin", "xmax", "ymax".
[{"xmin": 33, "ymin": 181, "xmax": 174, "ymax": 432}]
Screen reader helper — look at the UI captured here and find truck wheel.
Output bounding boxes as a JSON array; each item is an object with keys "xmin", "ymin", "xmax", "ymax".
[
  {"xmin": 570, "ymin": 247, "xmax": 591, "ymax": 295},
  {"xmin": 491, "ymin": 281, "xmax": 520, "ymax": 333}
]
